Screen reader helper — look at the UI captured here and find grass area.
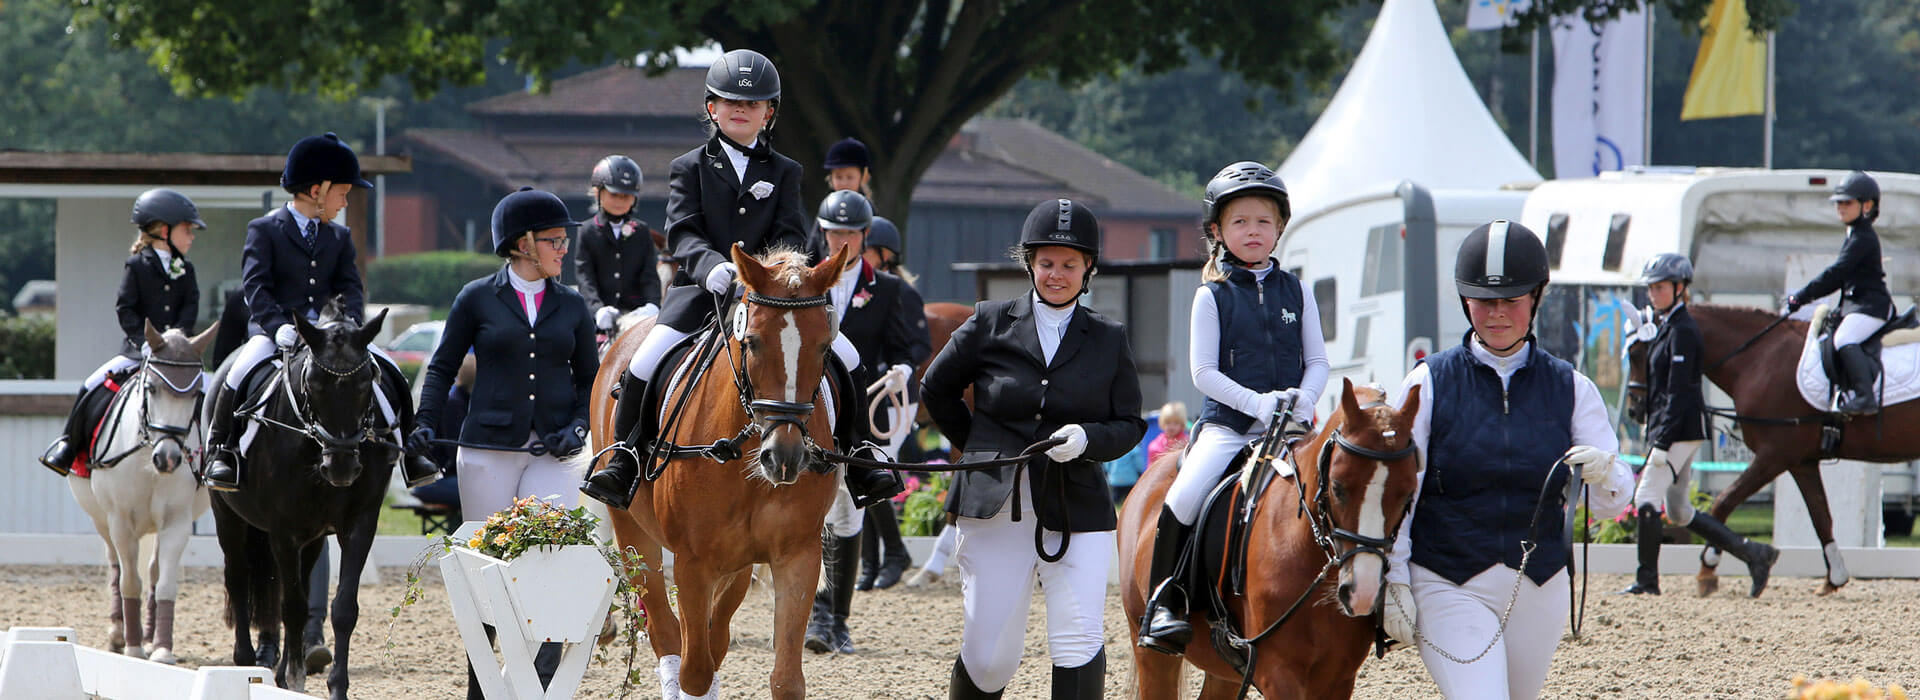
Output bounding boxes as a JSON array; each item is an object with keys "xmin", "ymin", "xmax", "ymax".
[{"xmin": 1719, "ymin": 504, "xmax": 1920, "ymax": 546}]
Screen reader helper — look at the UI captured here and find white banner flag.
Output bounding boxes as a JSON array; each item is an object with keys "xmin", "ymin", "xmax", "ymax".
[
  {"xmin": 1467, "ymin": 0, "xmax": 1530, "ymax": 31},
  {"xmin": 1551, "ymin": 9, "xmax": 1647, "ymax": 178}
]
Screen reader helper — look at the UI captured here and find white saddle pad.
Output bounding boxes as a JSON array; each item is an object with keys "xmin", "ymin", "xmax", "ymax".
[{"xmin": 1795, "ymin": 325, "xmax": 1920, "ymax": 410}]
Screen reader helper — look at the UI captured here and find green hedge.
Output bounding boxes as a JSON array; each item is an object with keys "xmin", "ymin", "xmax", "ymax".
[
  {"xmin": 0, "ymin": 315, "xmax": 55, "ymax": 378},
  {"xmin": 365, "ymin": 252, "xmax": 501, "ymax": 307}
]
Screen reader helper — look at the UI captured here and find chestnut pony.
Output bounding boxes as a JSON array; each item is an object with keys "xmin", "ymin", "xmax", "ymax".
[
  {"xmin": 590, "ymin": 243, "xmax": 851, "ymax": 699},
  {"xmin": 1120, "ymin": 379, "xmax": 1421, "ymax": 698}
]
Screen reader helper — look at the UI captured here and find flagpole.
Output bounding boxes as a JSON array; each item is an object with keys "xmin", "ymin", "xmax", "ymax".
[
  {"xmin": 1642, "ymin": 8, "xmax": 1655, "ymax": 166},
  {"xmin": 1529, "ymin": 26, "xmax": 1540, "ymax": 168},
  {"xmin": 1763, "ymin": 30, "xmax": 1776, "ymax": 168}
]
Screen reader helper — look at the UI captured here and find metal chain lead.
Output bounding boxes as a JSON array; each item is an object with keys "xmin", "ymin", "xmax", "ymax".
[{"xmin": 1386, "ymin": 541, "xmax": 1535, "ymax": 666}]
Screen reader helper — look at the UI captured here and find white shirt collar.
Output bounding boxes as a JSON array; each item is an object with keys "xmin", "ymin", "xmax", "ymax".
[
  {"xmin": 1468, "ymin": 335, "xmax": 1531, "ymax": 383},
  {"xmin": 1031, "ymin": 291, "xmax": 1076, "ymax": 329},
  {"xmin": 718, "ymin": 138, "xmax": 755, "ymax": 185},
  {"xmin": 153, "ymin": 247, "xmax": 173, "ymax": 266},
  {"xmin": 508, "ymin": 265, "xmax": 545, "ymax": 294},
  {"xmin": 832, "ymin": 263, "xmax": 862, "ymax": 316},
  {"xmin": 286, "ymin": 203, "xmax": 317, "ymax": 235}
]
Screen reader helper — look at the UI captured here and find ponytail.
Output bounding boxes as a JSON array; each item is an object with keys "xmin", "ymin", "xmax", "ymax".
[{"xmin": 129, "ymin": 221, "xmax": 169, "ymax": 255}]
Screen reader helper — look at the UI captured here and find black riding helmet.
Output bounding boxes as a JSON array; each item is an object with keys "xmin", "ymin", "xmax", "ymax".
[
  {"xmin": 817, "ymin": 190, "xmax": 874, "ymax": 232},
  {"xmin": 1455, "ymin": 219, "xmax": 1549, "ymax": 299},
  {"xmin": 132, "ymin": 188, "xmax": 204, "ymax": 261},
  {"xmin": 1202, "ymin": 162, "xmax": 1289, "ymax": 268},
  {"xmin": 1019, "ymin": 198, "xmax": 1101, "ymax": 306},
  {"xmin": 1830, "ymin": 170, "xmax": 1880, "ymax": 223},
  {"xmin": 591, "ymin": 155, "xmax": 643, "ymax": 196},
  {"xmin": 491, "ymin": 187, "xmax": 581, "ymax": 258},
  {"xmin": 1637, "ymin": 252, "xmax": 1693, "ymax": 286},
  {"xmin": 706, "ymin": 49, "xmax": 781, "ymax": 129},
  {"xmin": 281, "ymin": 132, "xmax": 375, "ymax": 193},
  {"xmin": 867, "ymin": 216, "xmax": 902, "ymax": 255},
  {"xmin": 824, "ymin": 138, "xmax": 870, "ymax": 169}
]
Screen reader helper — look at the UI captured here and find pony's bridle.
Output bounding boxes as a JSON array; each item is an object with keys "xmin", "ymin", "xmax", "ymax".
[
  {"xmin": 126, "ymin": 354, "xmax": 206, "ymax": 462},
  {"xmin": 244, "ymin": 346, "xmax": 383, "ymax": 460},
  {"xmin": 726, "ymin": 290, "xmax": 832, "ymax": 437},
  {"xmin": 1306, "ymin": 430, "xmax": 1419, "ymax": 568}
]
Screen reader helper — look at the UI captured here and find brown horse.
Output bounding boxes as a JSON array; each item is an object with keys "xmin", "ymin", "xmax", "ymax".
[
  {"xmin": 590, "ymin": 243, "xmax": 851, "ymax": 698},
  {"xmin": 1625, "ymin": 303, "xmax": 1920, "ymax": 596},
  {"xmin": 1120, "ymin": 379, "xmax": 1422, "ymax": 699},
  {"xmin": 915, "ymin": 301, "xmax": 973, "ymax": 423}
]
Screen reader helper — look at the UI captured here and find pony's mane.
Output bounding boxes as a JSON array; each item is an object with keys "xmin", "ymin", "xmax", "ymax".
[
  {"xmin": 755, "ymin": 248, "xmax": 812, "ymax": 292},
  {"xmin": 317, "ymin": 295, "xmax": 359, "ymax": 329},
  {"xmin": 1691, "ymin": 303, "xmax": 1777, "ymax": 324}
]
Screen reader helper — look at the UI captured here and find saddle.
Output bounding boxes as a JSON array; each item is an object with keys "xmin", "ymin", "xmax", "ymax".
[
  {"xmin": 1175, "ymin": 431, "xmax": 1295, "ymax": 676},
  {"xmin": 1815, "ymin": 306, "xmax": 1920, "ymax": 413},
  {"xmin": 227, "ymin": 350, "xmax": 407, "ymax": 461},
  {"xmin": 71, "ymin": 369, "xmax": 136, "ymax": 477}
]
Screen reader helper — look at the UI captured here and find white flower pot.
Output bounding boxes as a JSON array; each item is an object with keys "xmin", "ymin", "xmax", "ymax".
[{"xmin": 441, "ymin": 543, "xmax": 617, "ymax": 699}]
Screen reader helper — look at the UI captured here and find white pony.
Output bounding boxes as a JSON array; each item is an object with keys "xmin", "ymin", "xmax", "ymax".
[{"xmin": 66, "ymin": 321, "xmax": 216, "ymax": 664}]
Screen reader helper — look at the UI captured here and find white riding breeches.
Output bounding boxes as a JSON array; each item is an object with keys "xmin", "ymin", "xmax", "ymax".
[
  {"xmin": 1633, "ymin": 440, "xmax": 1701, "ymax": 523},
  {"xmin": 1163, "ymin": 423, "xmax": 1260, "ymax": 525},
  {"xmin": 456, "ymin": 435, "xmax": 584, "ymax": 519},
  {"xmin": 823, "ymin": 478, "xmax": 865, "ymax": 537},
  {"xmin": 1835, "ymin": 312, "xmax": 1885, "ymax": 348},
  {"xmin": 84, "ymin": 355, "xmax": 141, "ymax": 391},
  {"xmin": 1411, "ymin": 563, "xmax": 1569, "ymax": 700},
  {"xmin": 953, "ymin": 479, "xmax": 1111, "ymax": 692}
]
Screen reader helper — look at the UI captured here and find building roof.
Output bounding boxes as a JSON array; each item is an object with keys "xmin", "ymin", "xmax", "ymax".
[
  {"xmin": 468, "ymin": 65, "xmax": 708, "ymax": 118},
  {"xmin": 1277, "ymin": 0, "xmax": 1540, "ymax": 220},
  {"xmin": 411, "ymin": 66, "xmax": 1195, "ymax": 217},
  {"xmin": 964, "ymin": 118, "xmax": 1197, "ymax": 217},
  {"xmin": 0, "ymin": 151, "xmax": 410, "ymax": 186}
]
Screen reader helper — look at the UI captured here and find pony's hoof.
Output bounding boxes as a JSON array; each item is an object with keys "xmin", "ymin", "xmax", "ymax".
[
  {"xmin": 904, "ymin": 568, "xmax": 940, "ymax": 588},
  {"xmin": 1696, "ymin": 574, "xmax": 1719, "ymax": 597},
  {"xmin": 304, "ymin": 643, "xmax": 331, "ymax": 673},
  {"xmin": 1817, "ymin": 581, "xmax": 1844, "ymax": 596},
  {"xmin": 596, "ymin": 612, "xmax": 618, "ymax": 647},
  {"xmin": 149, "ymin": 647, "xmax": 177, "ymax": 665},
  {"xmin": 107, "ymin": 626, "xmax": 125, "ymax": 653}
]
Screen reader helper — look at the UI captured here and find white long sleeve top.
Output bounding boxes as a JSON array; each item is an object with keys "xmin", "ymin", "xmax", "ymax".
[
  {"xmin": 1189, "ymin": 265, "xmax": 1331, "ymax": 428},
  {"xmin": 1385, "ymin": 338, "xmax": 1635, "ymax": 586}
]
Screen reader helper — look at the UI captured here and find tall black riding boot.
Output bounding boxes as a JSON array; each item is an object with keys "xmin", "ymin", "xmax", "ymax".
[
  {"xmin": 1619, "ymin": 504, "xmax": 1662, "ymax": 595},
  {"xmin": 806, "ymin": 532, "xmax": 860, "ymax": 653},
  {"xmin": 1686, "ymin": 511, "xmax": 1779, "ymax": 597},
  {"xmin": 870, "ymin": 505, "xmax": 913, "ymax": 589},
  {"xmin": 949, "ymin": 657, "xmax": 1003, "ymax": 700},
  {"xmin": 388, "ymin": 370, "xmax": 443, "ymax": 488},
  {"xmin": 1049, "ymin": 649, "xmax": 1105, "ymax": 700},
  {"xmin": 1837, "ymin": 344, "xmax": 1880, "ymax": 415},
  {"xmin": 856, "ymin": 516, "xmax": 880, "ymax": 591},
  {"xmin": 582, "ymin": 370, "xmax": 648, "ymax": 507},
  {"xmin": 1138, "ymin": 506, "xmax": 1194, "ymax": 655},
  {"xmin": 201, "ymin": 382, "xmax": 242, "ymax": 492},
  {"xmin": 38, "ymin": 388, "xmax": 91, "ymax": 476}
]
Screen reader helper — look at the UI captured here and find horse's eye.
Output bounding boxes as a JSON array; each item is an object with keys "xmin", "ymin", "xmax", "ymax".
[
  {"xmin": 1329, "ymin": 480, "xmax": 1349, "ymax": 501},
  {"xmin": 742, "ymin": 336, "xmax": 760, "ymax": 352}
]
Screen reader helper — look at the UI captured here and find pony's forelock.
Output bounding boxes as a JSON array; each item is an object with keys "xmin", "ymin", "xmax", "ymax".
[{"xmin": 756, "ymin": 247, "xmax": 812, "ymax": 292}]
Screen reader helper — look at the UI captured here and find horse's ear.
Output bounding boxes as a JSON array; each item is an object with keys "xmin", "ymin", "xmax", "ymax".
[
  {"xmin": 1337, "ymin": 376, "xmax": 1360, "ymax": 421},
  {"xmin": 357, "ymin": 308, "xmax": 389, "ymax": 348},
  {"xmin": 143, "ymin": 320, "xmax": 166, "ymax": 354},
  {"xmin": 188, "ymin": 322, "xmax": 219, "ymax": 357},
  {"xmin": 1395, "ymin": 383, "xmax": 1422, "ymax": 435},
  {"xmin": 731, "ymin": 242, "xmax": 770, "ymax": 293},
  {"xmin": 294, "ymin": 314, "xmax": 326, "ymax": 349},
  {"xmin": 807, "ymin": 242, "xmax": 854, "ymax": 294}
]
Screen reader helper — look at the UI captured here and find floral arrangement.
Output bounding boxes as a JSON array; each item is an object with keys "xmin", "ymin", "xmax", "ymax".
[
  {"xmin": 900, "ymin": 472, "xmax": 950, "ymax": 537},
  {"xmin": 389, "ymin": 496, "xmax": 658, "ymax": 696},
  {"xmin": 1789, "ymin": 675, "xmax": 1909, "ymax": 699},
  {"xmin": 1576, "ymin": 482, "xmax": 1717, "ymax": 545}
]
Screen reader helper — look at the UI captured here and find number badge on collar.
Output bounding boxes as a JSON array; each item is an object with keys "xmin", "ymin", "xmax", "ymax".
[{"xmin": 732, "ymin": 301, "xmax": 750, "ymax": 341}]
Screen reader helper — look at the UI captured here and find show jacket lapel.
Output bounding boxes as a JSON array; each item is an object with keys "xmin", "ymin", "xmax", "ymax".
[
  {"xmin": 489, "ymin": 267, "xmax": 533, "ymax": 329},
  {"xmin": 1047, "ymin": 307, "xmax": 1092, "ymax": 372},
  {"xmin": 703, "ymin": 140, "xmax": 743, "ymax": 196},
  {"xmin": 1005, "ymin": 295, "xmax": 1046, "ymax": 370}
]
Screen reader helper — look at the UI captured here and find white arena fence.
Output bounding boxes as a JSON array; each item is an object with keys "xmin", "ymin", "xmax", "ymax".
[{"xmin": 0, "ymin": 627, "xmax": 308, "ymax": 699}]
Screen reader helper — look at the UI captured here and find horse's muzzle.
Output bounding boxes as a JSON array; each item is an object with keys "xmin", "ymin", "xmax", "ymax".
[
  {"xmin": 152, "ymin": 443, "xmax": 183, "ymax": 474},
  {"xmin": 319, "ymin": 451, "xmax": 362, "ymax": 487},
  {"xmin": 1337, "ymin": 552, "xmax": 1387, "ymax": 617}
]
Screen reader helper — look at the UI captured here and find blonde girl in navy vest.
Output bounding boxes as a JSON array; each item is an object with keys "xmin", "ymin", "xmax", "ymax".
[
  {"xmin": 1138, "ymin": 161, "xmax": 1329, "ymax": 654},
  {"xmin": 1379, "ymin": 221, "xmax": 1634, "ymax": 699},
  {"xmin": 39, "ymin": 189, "xmax": 203, "ymax": 476}
]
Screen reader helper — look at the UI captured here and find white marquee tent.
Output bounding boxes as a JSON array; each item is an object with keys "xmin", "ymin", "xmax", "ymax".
[{"xmin": 1278, "ymin": 0, "xmax": 1540, "ymax": 220}]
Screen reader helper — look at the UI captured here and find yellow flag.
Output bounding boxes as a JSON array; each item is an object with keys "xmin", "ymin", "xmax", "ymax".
[{"xmin": 1681, "ymin": 0, "xmax": 1767, "ymax": 120}]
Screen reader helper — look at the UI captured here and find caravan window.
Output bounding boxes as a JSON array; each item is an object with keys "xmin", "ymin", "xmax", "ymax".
[
  {"xmin": 1360, "ymin": 224, "xmax": 1403, "ymax": 295},
  {"xmin": 1313, "ymin": 277, "xmax": 1336, "ymax": 341},
  {"xmin": 1545, "ymin": 213, "xmax": 1569, "ymax": 269},
  {"xmin": 1351, "ymin": 316, "xmax": 1370, "ymax": 360},
  {"xmin": 1602, "ymin": 214, "xmax": 1631, "ymax": 271}
]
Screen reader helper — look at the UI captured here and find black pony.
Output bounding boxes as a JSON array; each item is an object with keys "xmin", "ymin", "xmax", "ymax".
[{"xmin": 205, "ymin": 298, "xmax": 397, "ymax": 698}]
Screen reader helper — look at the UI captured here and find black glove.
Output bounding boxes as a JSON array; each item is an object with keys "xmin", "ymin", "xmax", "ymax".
[
  {"xmin": 544, "ymin": 420, "xmax": 588, "ymax": 458},
  {"xmin": 407, "ymin": 426, "xmax": 436, "ymax": 455},
  {"xmin": 1784, "ymin": 294, "xmax": 1803, "ymax": 314}
]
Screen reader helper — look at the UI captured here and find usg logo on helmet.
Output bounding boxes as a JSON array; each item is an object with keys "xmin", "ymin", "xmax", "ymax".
[
  {"xmin": 738, "ymin": 78, "xmax": 754, "ymax": 87},
  {"xmin": 1049, "ymin": 232, "xmax": 1075, "ymax": 241}
]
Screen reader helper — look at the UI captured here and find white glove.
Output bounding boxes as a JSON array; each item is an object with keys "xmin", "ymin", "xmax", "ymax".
[
  {"xmin": 1278, "ymin": 388, "xmax": 1312, "ymax": 425},
  {"xmin": 1646, "ymin": 447, "xmax": 1671, "ymax": 476},
  {"xmin": 1381, "ymin": 582, "xmax": 1417, "ymax": 649},
  {"xmin": 886, "ymin": 364, "xmax": 913, "ymax": 394},
  {"xmin": 595, "ymin": 306, "xmax": 619, "ymax": 330},
  {"xmin": 1045, "ymin": 424, "xmax": 1088, "ymax": 462},
  {"xmin": 635, "ymin": 303, "xmax": 659, "ymax": 318},
  {"xmin": 704, "ymin": 262, "xmax": 738, "ymax": 295},
  {"xmin": 1564, "ymin": 445, "xmax": 1612, "ymax": 485},
  {"xmin": 273, "ymin": 324, "xmax": 298, "ymax": 349},
  {"xmin": 1253, "ymin": 392, "xmax": 1282, "ymax": 427}
]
